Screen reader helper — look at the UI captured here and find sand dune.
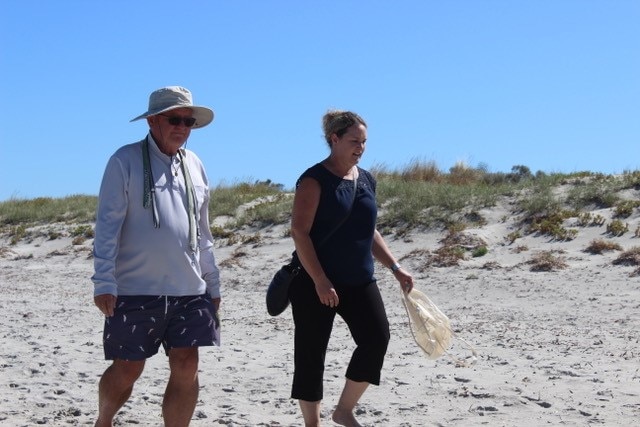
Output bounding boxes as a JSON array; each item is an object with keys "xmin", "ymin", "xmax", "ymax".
[{"xmin": 1, "ymin": 197, "xmax": 639, "ymax": 426}]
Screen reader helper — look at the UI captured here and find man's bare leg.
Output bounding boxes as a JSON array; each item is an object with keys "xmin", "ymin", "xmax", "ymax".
[
  {"xmin": 332, "ymin": 379, "xmax": 369, "ymax": 427},
  {"xmin": 95, "ymin": 359, "xmax": 145, "ymax": 427},
  {"xmin": 163, "ymin": 347, "xmax": 200, "ymax": 427},
  {"xmin": 299, "ymin": 399, "xmax": 322, "ymax": 427}
]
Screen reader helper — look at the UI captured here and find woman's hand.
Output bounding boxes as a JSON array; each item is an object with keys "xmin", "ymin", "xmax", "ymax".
[
  {"xmin": 315, "ymin": 279, "xmax": 340, "ymax": 308},
  {"xmin": 393, "ymin": 268, "xmax": 414, "ymax": 293}
]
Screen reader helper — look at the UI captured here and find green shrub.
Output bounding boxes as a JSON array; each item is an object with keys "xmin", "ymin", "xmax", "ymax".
[
  {"xmin": 209, "ymin": 180, "xmax": 286, "ymax": 218},
  {"xmin": 9, "ymin": 224, "xmax": 27, "ymax": 245},
  {"xmin": 527, "ymin": 210, "xmax": 578, "ymax": 241},
  {"xmin": 48, "ymin": 230, "xmax": 62, "ymax": 240},
  {"xmin": 2, "ymin": 165, "xmax": 639, "ymax": 245},
  {"xmin": 0, "ymin": 195, "xmax": 97, "ymax": 225},
  {"xmin": 472, "ymin": 246, "xmax": 488, "ymax": 257},
  {"xmin": 566, "ymin": 178, "xmax": 619, "ymax": 209},
  {"xmin": 517, "ymin": 186, "xmax": 561, "ymax": 219},
  {"xmin": 210, "ymin": 225, "xmax": 235, "ymax": 239},
  {"xmin": 71, "ymin": 224, "xmax": 94, "ymax": 238},
  {"xmin": 576, "ymin": 212, "xmax": 606, "ymax": 227},
  {"xmin": 606, "ymin": 219, "xmax": 629, "ymax": 236},
  {"xmin": 506, "ymin": 230, "xmax": 522, "ymax": 244},
  {"xmin": 233, "ymin": 193, "xmax": 293, "ymax": 228},
  {"xmin": 614, "ymin": 200, "xmax": 639, "ymax": 218}
]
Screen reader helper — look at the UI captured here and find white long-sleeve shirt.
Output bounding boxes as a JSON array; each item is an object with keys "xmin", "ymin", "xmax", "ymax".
[{"xmin": 92, "ymin": 134, "xmax": 220, "ymax": 298}]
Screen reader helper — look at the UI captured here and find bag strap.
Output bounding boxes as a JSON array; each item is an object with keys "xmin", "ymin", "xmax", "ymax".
[
  {"xmin": 292, "ymin": 173, "xmax": 358, "ymax": 264},
  {"xmin": 317, "ymin": 174, "xmax": 358, "ymax": 248}
]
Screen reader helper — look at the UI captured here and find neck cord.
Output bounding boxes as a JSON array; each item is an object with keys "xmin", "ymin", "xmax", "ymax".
[
  {"xmin": 142, "ymin": 137, "xmax": 160, "ymax": 228},
  {"xmin": 142, "ymin": 136, "xmax": 199, "ymax": 253}
]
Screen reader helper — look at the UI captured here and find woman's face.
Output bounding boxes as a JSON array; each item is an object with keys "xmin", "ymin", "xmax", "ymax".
[{"xmin": 331, "ymin": 123, "xmax": 367, "ymax": 165}]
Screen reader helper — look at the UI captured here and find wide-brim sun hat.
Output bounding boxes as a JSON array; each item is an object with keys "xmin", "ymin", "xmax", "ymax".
[{"xmin": 130, "ymin": 86, "xmax": 214, "ymax": 129}]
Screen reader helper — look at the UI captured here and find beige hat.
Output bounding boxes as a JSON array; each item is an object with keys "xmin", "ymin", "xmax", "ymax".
[{"xmin": 130, "ymin": 86, "xmax": 214, "ymax": 129}]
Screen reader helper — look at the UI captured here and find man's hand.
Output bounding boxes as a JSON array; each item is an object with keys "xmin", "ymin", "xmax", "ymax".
[{"xmin": 94, "ymin": 294, "xmax": 117, "ymax": 317}]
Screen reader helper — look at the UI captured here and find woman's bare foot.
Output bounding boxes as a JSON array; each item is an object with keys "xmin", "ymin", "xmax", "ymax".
[{"xmin": 332, "ymin": 407, "xmax": 363, "ymax": 427}]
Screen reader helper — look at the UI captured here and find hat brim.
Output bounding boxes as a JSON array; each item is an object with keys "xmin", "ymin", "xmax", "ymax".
[{"xmin": 130, "ymin": 105, "xmax": 214, "ymax": 129}]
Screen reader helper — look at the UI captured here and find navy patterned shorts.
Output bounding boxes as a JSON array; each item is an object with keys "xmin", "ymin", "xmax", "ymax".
[{"xmin": 102, "ymin": 294, "xmax": 220, "ymax": 361}]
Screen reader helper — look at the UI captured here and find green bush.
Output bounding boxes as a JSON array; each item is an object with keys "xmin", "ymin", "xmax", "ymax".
[
  {"xmin": 2, "ymin": 165, "xmax": 640, "ymax": 242},
  {"xmin": 0, "ymin": 195, "xmax": 97, "ymax": 225},
  {"xmin": 209, "ymin": 180, "xmax": 286, "ymax": 218},
  {"xmin": 472, "ymin": 246, "xmax": 488, "ymax": 257},
  {"xmin": 606, "ymin": 219, "xmax": 629, "ymax": 236}
]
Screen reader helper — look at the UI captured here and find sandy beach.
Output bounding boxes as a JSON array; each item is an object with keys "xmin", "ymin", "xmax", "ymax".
[{"xmin": 1, "ymin": 194, "xmax": 639, "ymax": 426}]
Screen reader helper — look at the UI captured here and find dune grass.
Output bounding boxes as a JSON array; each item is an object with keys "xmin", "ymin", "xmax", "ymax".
[
  {"xmin": 208, "ymin": 180, "xmax": 285, "ymax": 218},
  {"xmin": 1, "ymin": 162, "xmax": 639, "ymax": 242},
  {"xmin": 0, "ymin": 195, "xmax": 97, "ymax": 226}
]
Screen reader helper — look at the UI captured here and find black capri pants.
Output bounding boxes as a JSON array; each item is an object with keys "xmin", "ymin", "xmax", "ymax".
[{"xmin": 289, "ymin": 270, "xmax": 391, "ymax": 401}]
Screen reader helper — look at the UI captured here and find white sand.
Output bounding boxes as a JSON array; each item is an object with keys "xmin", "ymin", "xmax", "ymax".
[{"xmin": 1, "ymin": 198, "xmax": 640, "ymax": 426}]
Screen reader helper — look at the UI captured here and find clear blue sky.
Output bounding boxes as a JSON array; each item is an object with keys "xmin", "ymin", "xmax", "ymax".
[{"xmin": 1, "ymin": 1, "xmax": 638, "ymax": 201}]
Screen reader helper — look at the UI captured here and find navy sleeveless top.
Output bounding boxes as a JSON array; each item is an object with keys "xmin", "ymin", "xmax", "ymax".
[{"xmin": 295, "ymin": 163, "xmax": 378, "ymax": 287}]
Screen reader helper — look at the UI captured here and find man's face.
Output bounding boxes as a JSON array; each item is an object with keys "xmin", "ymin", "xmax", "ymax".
[{"xmin": 147, "ymin": 107, "xmax": 194, "ymax": 155}]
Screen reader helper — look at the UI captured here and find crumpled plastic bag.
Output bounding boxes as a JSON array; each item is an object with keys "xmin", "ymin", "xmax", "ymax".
[{"xmin": 401, "ymin": 288, "xmax": 453, "ymax": 360}]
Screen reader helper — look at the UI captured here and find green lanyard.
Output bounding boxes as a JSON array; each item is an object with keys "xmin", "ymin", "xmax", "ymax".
[{"xmin": 142, "ymin": 136, "xmax": 200, "ymax": 253}]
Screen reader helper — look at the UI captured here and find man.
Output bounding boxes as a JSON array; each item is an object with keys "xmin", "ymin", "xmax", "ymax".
[{"xmin": 91, "ymin": 86, "xmax": 221, "ymax": 427}]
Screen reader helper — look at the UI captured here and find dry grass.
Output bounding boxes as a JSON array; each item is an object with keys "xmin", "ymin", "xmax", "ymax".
[
  {"xmin": 584, "ymin": 239, "xmax": 623, "ymax": 255},
  {"xmin": 527, "ymin": 250, "xmax": 568, "ymax": 272},
  {"xmin": 438, "ymin": 230, "xmax": 487, "ymax": 250},
  {"xmin": 218, "ymin": 247, "xmax": 250, "ymax": 268},
  {"xmin": 481, "ymin": 261, "xmax": 501, "ymax": 270},
  {"xmin": 399, "ymin": 249, "xmax": 432, "ymax": 272},
  {"xmin": 0, "ymin": 247, "xmax": 16, "ymax": 258},
  {"xmin": 400, "ymin": 159, "xmax": 442, "ymax": 182},
  {"xmin": 429, "ymin": 245, "xmax": 465, "ymax": 267},
  {"xmin": 612, "ymin": 247, "xmax": 640, "ymax": 277},
  {"xmin": 612, "ymin": 247, "xmax": 640, "ymax": 266},
  {"xmin": 424, "ymin": 230, "xmax": 489, "ymax": 267}
]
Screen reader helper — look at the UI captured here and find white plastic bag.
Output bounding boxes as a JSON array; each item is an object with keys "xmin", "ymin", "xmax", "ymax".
[{"xmin": 401, "ymin": 288, "xmax": 453, "ymax": 360}]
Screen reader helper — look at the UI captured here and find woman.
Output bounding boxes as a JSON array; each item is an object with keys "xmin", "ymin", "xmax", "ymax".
[{"xmin": 289, "ymin": 110, "xmax": 414, "ymax": 426}]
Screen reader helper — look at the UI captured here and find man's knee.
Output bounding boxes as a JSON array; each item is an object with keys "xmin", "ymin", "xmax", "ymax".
[
  {"xmin": 107, "ymin": 359, "xmax": 145, "ymax": 384},
  {"xmin": 168, "ymin": 348, "xmax": 200, "ymax": 377}
]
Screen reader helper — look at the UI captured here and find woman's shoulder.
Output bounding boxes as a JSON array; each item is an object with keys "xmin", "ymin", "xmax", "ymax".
[
  {"xmin": 303, "ymin": 162, "xmax": 328, "ymax": 177},
  {"xmin": 297, "ymin": 163, "xmax": 333, "ymax": 186}
]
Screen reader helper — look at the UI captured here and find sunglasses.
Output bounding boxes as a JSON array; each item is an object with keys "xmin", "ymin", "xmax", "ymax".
[{"xmin": 159, "ymin": 114, "xmax": 197, "ymax": 127}]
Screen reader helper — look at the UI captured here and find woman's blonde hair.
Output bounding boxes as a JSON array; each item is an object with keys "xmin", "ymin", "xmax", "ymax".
[{"xmin": 322, "ymin": 110, "xmax": 367, "ymax": 147}]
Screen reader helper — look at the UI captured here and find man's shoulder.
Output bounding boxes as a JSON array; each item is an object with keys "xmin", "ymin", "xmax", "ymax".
[{"xmin": 111, "ymin": 139, "xmax": 144, "ymax": 159}]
